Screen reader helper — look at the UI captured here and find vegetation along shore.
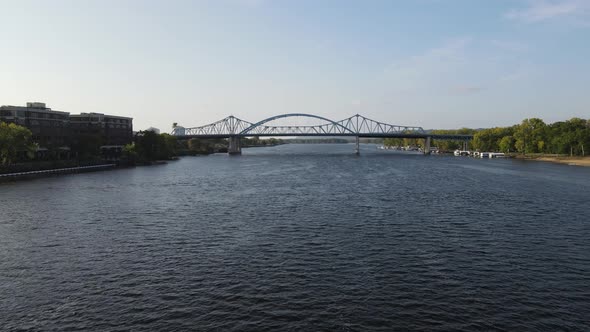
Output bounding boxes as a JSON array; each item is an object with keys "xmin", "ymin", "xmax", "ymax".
[{"xmin": 386, "ymin": 117, "xmax": 589, "ymax": 159}]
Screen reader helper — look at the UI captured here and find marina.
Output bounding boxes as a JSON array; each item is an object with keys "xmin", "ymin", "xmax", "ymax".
[{"xmin": 454, "ymin": 150, "xmax": 509, "ymax": 158}]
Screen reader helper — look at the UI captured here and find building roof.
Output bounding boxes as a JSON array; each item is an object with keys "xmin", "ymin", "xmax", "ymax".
[
  {"xmin": 69, "ymin": 112, "xmax": 132, "ymax": 120},
  {"xmin": 0, "ymin": 104, "xmax": 70, "ymax": 115}
]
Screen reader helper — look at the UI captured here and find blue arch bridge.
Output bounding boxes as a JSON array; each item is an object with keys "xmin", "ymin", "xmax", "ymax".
[{"xmin": 171, "ymin": 113, "xmax": 473, "ymax": 155}]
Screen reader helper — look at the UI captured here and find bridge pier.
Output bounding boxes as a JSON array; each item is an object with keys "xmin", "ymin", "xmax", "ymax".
[
  {"xmin": 228, "ymin": 136, "xmax": 242, "ymax": 155},
  {"xmin": 424, "ymin": 136, "xmax": 431, "ymax": 155},
  {"xmin": 354, "ymin": 136, "xmax": 360, "ymax": 155}
]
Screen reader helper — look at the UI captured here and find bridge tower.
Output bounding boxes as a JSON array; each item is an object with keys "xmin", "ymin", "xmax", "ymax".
[
  {"xmin": 424, "ymin": 136, "xmax": 432, "ymax": 155},
  {"xmin": 354, "ymin": 136, "xmax": 360, "ymax": 155},
  {"xmin": 228, "ymin": 136, "xmax": 241, "ymax": 155}
]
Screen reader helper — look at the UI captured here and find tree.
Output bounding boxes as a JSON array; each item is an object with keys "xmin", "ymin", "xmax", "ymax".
[
  {"xmin": 498, "ymin": 136, "xmax": 515, "ymax": 153},
  {"xmin": 122, "ymin": 142, "xmax": 138, "ymax": 163},
  {"xmin": 383, "ymin": 138, "xmax": 403, "ymax": 147},
  {"xmin": 429, "ymin": 128, "xmax": 477, "ymax": 151},
  {"xmin": 514, "ymin": 118, "xmax": 546, "ymax": 154},
  {"xmin": 545, "ymin": 118, "xmax": 589, "ymax": 156},
  {"xmin": 159, "ymin": 134, "xmax": 177, "ymax": 159},
  {"xmin": 473, "ymin": 129, "xmax": 494, "ymax": 151},
  {"xmin": 134, "ymin": 131, "xmax": 178, "ymax": 162},
  {"xmin": 0, "ymin": 122, "xmax": 36, "ymax": 165},
  {"xmin": 570, "ymin": 118, "xmax": 589, "ymax": 156}
]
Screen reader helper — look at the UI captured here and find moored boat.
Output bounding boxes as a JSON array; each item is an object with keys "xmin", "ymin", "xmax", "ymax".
[{"xmin": 454, "ymin": 150, "xmax": 471, "ymax": 156}]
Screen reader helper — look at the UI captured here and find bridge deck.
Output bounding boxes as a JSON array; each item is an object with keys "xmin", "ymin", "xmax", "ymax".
[{"xmin": 175, "ymin": 133, "xmax": 473, "ymax": 140}]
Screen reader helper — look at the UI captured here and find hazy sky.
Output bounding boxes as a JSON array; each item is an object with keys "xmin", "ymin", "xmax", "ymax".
[{"xmin": 1, "ymin": 0, "xmax": 589, "ymax": 131}]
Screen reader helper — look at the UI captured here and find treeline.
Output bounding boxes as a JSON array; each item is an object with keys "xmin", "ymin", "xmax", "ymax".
[
  {"xmin": 123, "ymin": 130, "xmax": 178, "ymax": 163},
  {"xmin": 431, "ymin": 128, "xmax": 478, "ymax": 151},
  {"xmin": 242, "ymin": 137, "xmax": 283, "ymax": 147},
  {"xmin": 178, "ymin": 138, "xmax": 228, "ymax": 155},
  {"xmin": 383, "ymin": 118, "xmax": 589, "ymax": 156},
  {"xmin": 473, "ymin": 118, "xmax": 589, "ymax": 155},
  {"xmin": 0, "ymin": 122, "xmax": 36, "ymax": 165},
  {"xmin": 384, "ymin": 128, "xmax": 477, "ymax": 151}
]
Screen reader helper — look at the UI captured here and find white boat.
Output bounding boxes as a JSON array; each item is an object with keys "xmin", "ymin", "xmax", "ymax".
[{"xmin": 489, "ymin": 152, "xmax": 507, "ymax": 158}]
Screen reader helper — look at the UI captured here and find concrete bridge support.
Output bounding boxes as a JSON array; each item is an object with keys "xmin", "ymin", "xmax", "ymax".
[
  {"xmin": 355, "ymin": 136, "xmax": 360, "ymax": 155},
  {"xmin": 228, "ymin": 136, "xmax": 242, "ymax": 155},
  {"xmin": 424, "ymin": 136, "xmax": 431, "ymax": 155}
]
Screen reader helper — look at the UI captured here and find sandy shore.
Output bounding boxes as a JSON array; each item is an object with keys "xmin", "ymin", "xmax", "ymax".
[{"xmin": 535, "ymin": 157, "xmax": 590, "ymax": 167}]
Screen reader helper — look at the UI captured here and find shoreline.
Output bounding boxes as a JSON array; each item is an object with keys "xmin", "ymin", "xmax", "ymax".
[
  {"xmin": 0, "ymin": 160, "xmax": 174, "ymax": 183},
  {"xmin": 513, "ymin": 155, "xmax": 590, "ymax": 167},
  {"xmin": 0, "ymin": 164, "xmax": 117, "ymax": 183}
]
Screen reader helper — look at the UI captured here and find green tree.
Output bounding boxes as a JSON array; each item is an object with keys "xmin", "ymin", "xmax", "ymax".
[
  {"xmin": 122, "ymin": 142, "xmax": 138, "ymax": 163},
  {"xmin": 383, "ymin": 138, "xmax": 403, "ymax": 147},
  {"xmin": 472, "ymin": 127, "xmax": 514, "ymax": 152},
  {"xmin": 545, "ymin": 118, "xmax": 589, "ymax": 155},
  {"xmin": 498, "ymin": 136, "xmax": 515, "ymax": 153},
  {"xmin": 514, "ymin": 118, "xmax": 547, "ymax": 154},
  {"xmin": 159, "ymin": 134, "xmax": 177, "ymax": 159},
  {"xmin": 430, "ymin": 128, "xmax": 476, "ymax": 151},
  {"xmin": 570, "ymin": 118, "xmax": 589, "ymax": 156},
  {"xmin": 0, "ymin": 122, "xmax": 36, "ymax": 165},
  {"xmin": 473, "ymin": 129, "xmax": 493, "ymax": 151},
  {"xmin": 134, "ymin": 131, "xmax": 178, "ymax": 161}
]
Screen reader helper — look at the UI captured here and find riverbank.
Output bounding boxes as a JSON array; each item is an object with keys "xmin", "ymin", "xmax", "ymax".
[
  {"xmin": 513, "ymin": 154, "xmax": 590, "ymax": 167},
  {"xmin": 0, "ymin": 164, "xmax": 117, "ymax": 182},
  {"xmin": 536, "ymin": 157, "xmax": 590, "ymax": 167},
  {"xmin": 1, "ymin": 160, "xmax": 102, "ymax": 175},
  {"xmin": 0, "ymin": 158, "xmax": 179, "ymax": 182}
]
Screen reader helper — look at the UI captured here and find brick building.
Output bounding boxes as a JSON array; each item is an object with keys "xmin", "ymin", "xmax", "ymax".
[
  {"xmin": 0, "ymin": 102, "xmax": 70, "ymax": 148},
  {"xmin": 69, "ymin": 112, "xmax": 133, "ymax": 146},
  {"xmin": 1, "ymin": 103, "xmax": 133, "ymax": 159}
]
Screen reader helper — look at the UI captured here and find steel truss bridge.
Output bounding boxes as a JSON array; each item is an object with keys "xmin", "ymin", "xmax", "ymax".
[{"xmin": 171, "ymin": 113, "xmax": 473, "ymax": 154}]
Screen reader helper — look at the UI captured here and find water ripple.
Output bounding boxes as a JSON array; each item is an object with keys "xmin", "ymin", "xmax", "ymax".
[{"xmin": 1, "ymin": 144, "xmax": 589, "ymax": 331}]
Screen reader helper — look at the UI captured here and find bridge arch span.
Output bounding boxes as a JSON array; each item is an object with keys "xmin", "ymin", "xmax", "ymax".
[{"xmin": 239, "ymin": 113, "xmax": 354, "ymax": 135}]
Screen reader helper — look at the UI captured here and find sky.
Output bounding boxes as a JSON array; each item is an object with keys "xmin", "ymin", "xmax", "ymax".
[{"xmin": 1, "ymin": 0, "xmax": 589, "ymax": 131}]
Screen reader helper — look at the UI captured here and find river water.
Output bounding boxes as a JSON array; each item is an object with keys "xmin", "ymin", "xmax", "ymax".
[{"xmin": 1, "ymin": 144, "xmax": 589, "ymax": 331}]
